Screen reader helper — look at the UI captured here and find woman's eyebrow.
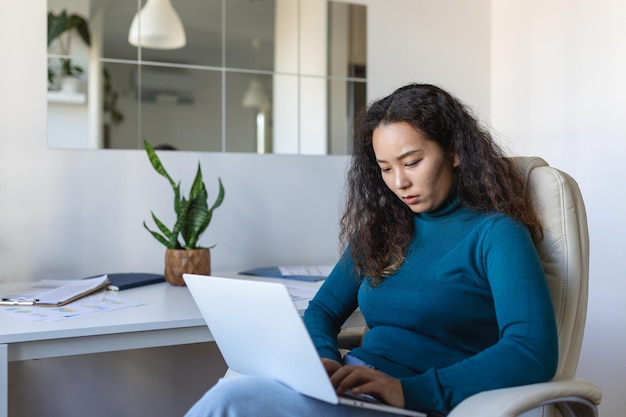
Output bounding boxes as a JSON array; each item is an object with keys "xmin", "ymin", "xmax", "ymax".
[{"xmin": 376, "ymin": 149, "xmax": 423, "ymax": 163}]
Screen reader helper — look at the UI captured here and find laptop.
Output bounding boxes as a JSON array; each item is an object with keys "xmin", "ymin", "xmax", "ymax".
[{"xmin": 184, "ymin": 274, "xmax": 426, "ymax": 417}]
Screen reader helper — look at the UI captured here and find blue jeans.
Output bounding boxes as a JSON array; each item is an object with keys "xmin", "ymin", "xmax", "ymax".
[{"xmin": 184, "ymin": 374, "xmax": 404, "ymax": 417}]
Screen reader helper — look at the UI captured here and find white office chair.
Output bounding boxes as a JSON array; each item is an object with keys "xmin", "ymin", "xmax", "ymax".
[
  {"xmin": 338, "ymin": 157, "xmax": 602, "ymax": 417},
  {"xmin": 445, "ymin": 157, "xmax": 602, "ymax": 417}
]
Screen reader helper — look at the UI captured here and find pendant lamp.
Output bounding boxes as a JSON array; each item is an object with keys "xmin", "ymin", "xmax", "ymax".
[
  {"xmin": 128, "ymin": 0, "xmax": 186, "ymax": 50},
  {"xmin": 242, "ymin": 79, "xmax": 269, "ymax": 109}
]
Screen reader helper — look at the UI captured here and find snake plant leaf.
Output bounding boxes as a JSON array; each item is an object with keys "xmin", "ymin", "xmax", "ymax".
[
  {"xmin": 191, "ymin": 177, "xmax": 224, "ymax": 248},
  {"xmin": 184, "ymin": 172, "xmax": 225, "ymax": 248},
  {"xmin": 182, "ymin": 187, "xmax": 209, "ymax": 248},
  {"xmin": 151, "ymin": 212, "xmax": 174, "ymax": 241},
  {"xmin": 143, "ymin": 221, "xmax": 170, "ymax": 248},
  {"xmin": 144, "ymin": 140, "xmax": 176, "ymax": 188},
  {"xmin": 170, "ymin": 197, "xmax": 191, "ymax": 249},
  {"xmin": 172, "ymin": 181, "xmax": 182, "ymax": 218},
  {"xmin": 188, "ymin": 163, "xmax": 205, "ymax": 200},
  {"xmin": 144, "ymin": 140, "xmax": 225, "ymax": 250},
  {"xmin": 210, "ymin": 178, "xmax": 226, "ymax": 211},
  {"xmin": 144, "ymin": 140, "xmax": 183, "ymax": 217},
  {"xmin": 181, "ymin": 164, "xmax": 209, "ymax": 246}
]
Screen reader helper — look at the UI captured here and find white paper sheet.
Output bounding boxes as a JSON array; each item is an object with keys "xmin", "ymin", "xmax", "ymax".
[
  {"xmin": 278, "ymin": 265, "xmax": 333, "ymax": 277},
  {"xmin": 0, "ymin": 290, "xmax": 143, "ymax": 322}
]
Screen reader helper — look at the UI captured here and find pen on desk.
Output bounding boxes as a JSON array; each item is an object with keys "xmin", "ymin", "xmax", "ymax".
[{"xmin": 0, "ymin": 297, "xmax": 37, "ymax": 306}]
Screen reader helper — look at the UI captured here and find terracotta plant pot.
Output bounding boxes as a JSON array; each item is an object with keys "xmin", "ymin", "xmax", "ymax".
[{"xmin": 164, "ymin": 248, "xmax": 211, "ymax": 286}]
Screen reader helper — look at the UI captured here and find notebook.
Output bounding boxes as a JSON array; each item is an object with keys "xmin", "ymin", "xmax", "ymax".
[
  {"xmin": 105, "ymin": 273, "xmax": 165, "ymax": 291},
  {"xmin": 183, "ymin": 274, "xmax": 425, "ymax": 417}
]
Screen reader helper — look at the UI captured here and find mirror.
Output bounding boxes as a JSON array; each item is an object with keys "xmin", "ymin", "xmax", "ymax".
[{"xmin": 46, "ymin": 0, "xmax": 367, "ymax": 155}]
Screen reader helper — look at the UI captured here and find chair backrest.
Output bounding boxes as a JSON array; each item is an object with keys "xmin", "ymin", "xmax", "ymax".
[{"xmin": 511, "ymin": 157, "xmax": 590, "ymax": 380}]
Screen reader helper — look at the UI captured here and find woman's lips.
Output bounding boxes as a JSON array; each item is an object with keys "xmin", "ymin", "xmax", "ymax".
[{"xmin": 402, "ymin": 195, "xmax": 419, "ymax": 205}]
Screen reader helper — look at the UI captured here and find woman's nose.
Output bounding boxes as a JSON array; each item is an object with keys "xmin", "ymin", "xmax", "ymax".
[{"xmin": 395, "ymin": 170, "xmax": 410, "ymax": 189}]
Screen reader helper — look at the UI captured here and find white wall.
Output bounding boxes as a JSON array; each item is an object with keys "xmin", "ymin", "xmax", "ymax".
[
  {"xmin": 364, "ymin": 0, "xmax": 492, "ymax": 120},
  {"xmin": 491, "ymin": 2, "xmax": 626, "ymax": 417}
]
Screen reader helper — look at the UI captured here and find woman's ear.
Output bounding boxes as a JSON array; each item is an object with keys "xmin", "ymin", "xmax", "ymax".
[{"xmin": 451, "ymin": 151, "xmax": 460, "ymax": 168}]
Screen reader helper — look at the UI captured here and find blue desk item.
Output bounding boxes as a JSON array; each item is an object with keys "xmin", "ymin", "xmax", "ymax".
[
  {"xmin": 239, "ymin": 267, "xmax": 327, "ymax": 282},
  {"xmin": 84, "ymin": 273, "xmax": 165, "ymax": 291},
  {"xmin": 107, "ymin": 273, "xmax": 165, "ymax": 290}
]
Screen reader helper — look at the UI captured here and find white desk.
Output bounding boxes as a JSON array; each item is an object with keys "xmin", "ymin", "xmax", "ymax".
[{"xmin": 0, "ymin": 274, "xmax": 363, "ymax": 417}]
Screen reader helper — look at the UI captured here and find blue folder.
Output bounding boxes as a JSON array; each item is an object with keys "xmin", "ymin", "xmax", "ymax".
[
  {"xmin": 84, "ymin": 273, "xmax": 165, "ymax": 290},
  {"xmin": 106, "ymin": 273, "xmax": 165, "ymax": 290},
  {"xmin": 239, "ymin": 267, "xmax": 327, "ymax": 282}
]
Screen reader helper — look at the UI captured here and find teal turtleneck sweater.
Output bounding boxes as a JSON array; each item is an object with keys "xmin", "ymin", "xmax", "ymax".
[{"xmin": 304, "ymin": 198, "xmax": 558, "ymax": 413}]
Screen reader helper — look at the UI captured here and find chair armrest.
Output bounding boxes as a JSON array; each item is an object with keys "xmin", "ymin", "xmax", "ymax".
[
  {"xmin": 447, "ymin": 378, "xmax": 602, "ymax": 417},
  {"xmin": 337, "ymin": 329, "xmax": 365, "ymax": 350}
]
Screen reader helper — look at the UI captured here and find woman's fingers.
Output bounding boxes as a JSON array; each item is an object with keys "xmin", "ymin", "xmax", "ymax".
[
  {"xmin": 330, "ymin": 364, "xmax": 375, "ymax": 389},
  {"xmin": 321, "ymin": 358, "xmax": 343, "ymax": 376},
  {"xmin": 330, "ymin": 365, "xmax": 405, "ymax": 408}
]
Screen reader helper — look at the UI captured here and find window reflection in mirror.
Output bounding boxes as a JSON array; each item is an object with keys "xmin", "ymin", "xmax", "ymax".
[{"xmin": 46, "ymin": 0, "xmax": 367, "ymax": 155}]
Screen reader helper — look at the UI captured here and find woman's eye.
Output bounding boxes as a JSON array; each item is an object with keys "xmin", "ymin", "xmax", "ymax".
[
  {"xmin": 380, "ymin": 166, "xmax": 391, "ymax": 173},
  {"xmin": 406, "ymin": 160, "xmax": 421, "ymax": 167}
]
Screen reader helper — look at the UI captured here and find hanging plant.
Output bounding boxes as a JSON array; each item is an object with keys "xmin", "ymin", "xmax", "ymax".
[{"xmin": 47, "ymin": 9, "xmax": 91, "ymax": 82}]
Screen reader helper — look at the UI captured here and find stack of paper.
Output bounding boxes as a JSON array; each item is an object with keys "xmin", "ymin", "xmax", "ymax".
[{"xmin": 0, "ymin": 275, "xmax": 110, "ymax": 306}]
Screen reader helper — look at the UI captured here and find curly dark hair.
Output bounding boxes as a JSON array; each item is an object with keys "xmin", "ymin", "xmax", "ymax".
[{"xmin": 340, "ymin": 83, "xmax": 542, "ymax": 283}]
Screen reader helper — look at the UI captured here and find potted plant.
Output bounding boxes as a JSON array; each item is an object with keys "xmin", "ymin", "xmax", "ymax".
[
  {"xmin": 47, "ymin": 9, "xmax": 91, "ymax": 91},
  {"xmin": 143, "ymin": 140, "xmax": 225, "ymax": 285}
]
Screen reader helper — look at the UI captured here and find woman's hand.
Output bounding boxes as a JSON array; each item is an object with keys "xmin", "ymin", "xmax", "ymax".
[
  {"xmin": 321, "ymin": 358, "xmax": 343, "ymax": 376},
  {"xmin": 329, "ymin": 365, "xmax": 405, "ymax": 408}
]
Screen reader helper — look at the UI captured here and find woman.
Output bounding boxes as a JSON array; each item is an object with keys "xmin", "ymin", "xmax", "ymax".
[{"xmin": 184, "ymin": 83, "xmax": 558, "ymax": 417}]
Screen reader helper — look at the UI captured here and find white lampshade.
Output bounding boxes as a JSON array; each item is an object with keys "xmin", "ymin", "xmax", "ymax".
[
  {"xmin": 128, "ymin": 0, "xmax": 186, "ymax": 50},
  {"xmin": 242, "ymin": 79, "xmax": 269, "ymax": 109}
]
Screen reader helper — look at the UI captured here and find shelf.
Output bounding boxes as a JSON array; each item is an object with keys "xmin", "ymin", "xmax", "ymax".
[{"xmin": 47, "ymin": 91, "xmax": 87, "ymax": 104}]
